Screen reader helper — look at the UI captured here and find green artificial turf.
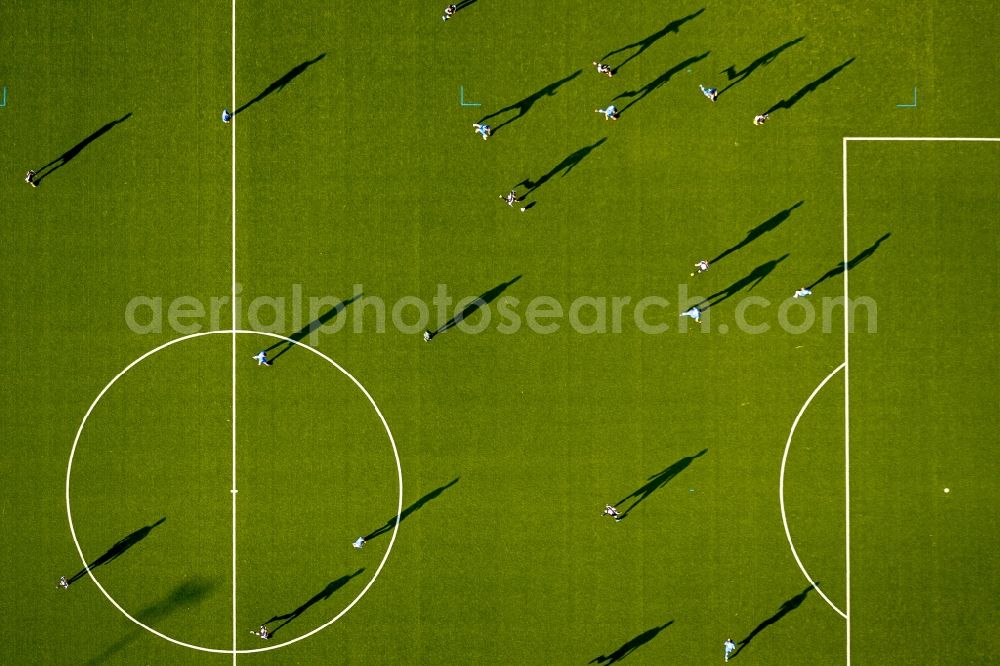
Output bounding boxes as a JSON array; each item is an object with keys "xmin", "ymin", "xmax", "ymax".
[{"xmin": 1, "ymin": 2, "xmax": 997, "ymax": 664}]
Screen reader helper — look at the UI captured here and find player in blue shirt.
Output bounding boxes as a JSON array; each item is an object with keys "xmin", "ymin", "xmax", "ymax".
[
  {"xmin": 681, "ymin": 306, "xmax": 702, "ymax": 323},
  {"xmin": 222, "ymin": 109, "xmax": 233, "ymax": 124},
  {"xmin": 724, "ymin": 638, "xmax": 736, "ymax": 661},
  {"xmin": 353, "ymin": 537, "xmax": 366, "ymax": 549},
  {"xmin": 252, "ymin": 351, "xmax": 271, "ymax": 366},
  {"xmin": 594, "ymin": 105, "xmax": 619, "ymax": 120},
  {"xmin": 699, "ymin": 84, "xmax": 719, "ymax": 102},
  {"xmin": 793, "ymin": 287, "xmax": 812, "ymax": 298},
  {"xmin": 473, "ymin": 123, "xmax": 492, "ymax": 140}
]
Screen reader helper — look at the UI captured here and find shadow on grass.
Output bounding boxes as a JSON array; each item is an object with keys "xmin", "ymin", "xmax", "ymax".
[
  {"xmin": 617, "ymin": 451, "xmax": 707, "ymax": 518},
  {"xmin": 33, "ymin": 113, "xmax": 132, "ymax": 186},
  {"xmin": 69, "ymin": 518, "xmax": 166, "ymax": 585},
  {"xmin": 590, "ymin": 621, "xmax": 674, "ymax": 663},
  {"xmin": 807, "ymin": 232, "xmax": 891, "ymax": 290},
  {"xmin": 264, "ymin": 293, "xmax": 363, "ymax": 363},
  {"xmin": 85, "ymin": 577, "xmax": 216, "ymax": 665},
  {"xmin": 765, "ymin": 58, "xmax": 855, "ymax": 114},
  {"xmin": 602, "ymin": 6, "xmax": 705, "ymax": 72},
  {"xmin": 235, "ymin": 53, "xmax": 326, "ymax": 116},
  {"xmin": 429, "ymin": 276, "xmax": 521, "ymax": 338},
  {"xmin": 264, "ymin": 569, "xmax": 365, "ymax": 636},
  {"xmin": 614, "ymin": 52, "xmax": 710, "ymax": 114},
  {"xmin": 365, "ymin": 478, "xmax": 460, "ymax": 542},
  {"xmin": 732, "ymin": 584, "xmax": 815, "ymax": 658},
  {"xmin": 710, "ymin": 201, "xmax": 803, "ymax": 265},
  {"xmin": 719, "ymin": 37, "xmax": 805, "ymax": 96},
  {"xmin": 478, "ymin": 70, "xmax": 581, "ymax": 134},
  {"xmin": 699, "ymin": 255, "xmax": 789, "ymax": 308},
  {"xmin": 516, "ymin": 138, "xmax": 606, "ymax": 200}
]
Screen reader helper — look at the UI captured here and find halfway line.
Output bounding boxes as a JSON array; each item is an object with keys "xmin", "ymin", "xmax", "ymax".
[{"xmin": 230, "ymin": 0, "xmax": 238, "ymax": 663}]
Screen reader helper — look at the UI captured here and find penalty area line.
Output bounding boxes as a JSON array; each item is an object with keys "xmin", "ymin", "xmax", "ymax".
[{"xmin": 841, "ymin": 134, "xmax": 1000, "ymax": 666}]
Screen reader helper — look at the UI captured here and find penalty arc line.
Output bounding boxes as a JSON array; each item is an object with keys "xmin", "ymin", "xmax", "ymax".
[{"xmin": 779, "ymin": 362, "xmax": 848, "ymax": 621}]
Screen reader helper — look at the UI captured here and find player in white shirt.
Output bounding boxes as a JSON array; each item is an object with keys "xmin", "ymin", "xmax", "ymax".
[{"xmin": 592, "ymin": 61, "xmax": 614, "ymax": 77}]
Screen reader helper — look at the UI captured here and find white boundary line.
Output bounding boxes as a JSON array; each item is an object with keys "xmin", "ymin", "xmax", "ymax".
[
  {"xmin": 841, "ymin": 137, "xmax": 851, "ymax": 666},
  {"xmin": 230, "ymin": 0, "xmax": 238, "ymax": 661},
  {"xmin": 841, "ymin": 136, "xmax": 1000, "ymax": 666},
  {"xmin": 845, "ymin": 137, "xmax": 1000, "ymax": 142},
  {"xmin": 779, "ymin": 362, "xmax": 847, "ymax": 620},
  {"xmin": 65, "ymin": 330, "xmax": 403, "ymax": 655}
]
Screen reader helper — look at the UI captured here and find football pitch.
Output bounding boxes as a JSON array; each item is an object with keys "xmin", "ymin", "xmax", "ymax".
[{"xmin": 2, "ymin": 2, "xmax": 997, "ymax": 664}]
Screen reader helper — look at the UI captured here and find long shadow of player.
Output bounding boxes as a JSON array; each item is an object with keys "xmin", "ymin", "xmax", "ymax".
[
  {"xmin": 602, "ymin": 7, "xmax": 705, "ymax": 72},
  {"xmin": 515, "ymin": 138, "xmax": 606, "ymax": 203},
  {"xmin": 732, "ymin": 584, "xmax": 815, "ymax": 658},
  {"xmin": 454, "ymin": 0, "xmax": 479, "ymax": 11},
  {"xmin": 616, "ymin": 450, "xmax": 707, "ymax": 519},
  {"xmin": 364, "ymin": 478, "xmax": 460, "ymax": 542},
  {"xmin": 710, "ymin": 202, "xmax": 803, "ymax": 265},
  {"xmin": 765, "ymin": 58, "xmax": 855, "ymax": 115},
  {"xmin": 69, "ymin": 517, "xmax": 166, "ymax": 584},
  {"xmin": 427, "ymin": 276, "xmax": 521, "ymax": 339},
  {"xmin": 614, "ymin": 52, "xmax": 710, "ymax": 114},
  {"xmin": 719, "ymin": 37, "xmax": 805, "ymax": 96},
  {"xmin": 263, "ymin": 293, "xmax": 363, "ymax": 364},
  {"xmin": 699, "ymin": 255, "xmax": 789, "ymax": 309},
  {"xmin": 264, "ymin": 569, "xmax": 364, "ymax": 636},
  {"xmin": 590, "ymin": 621, "xmax": 674, "ymax": 663},
  {"xmin": 84, "ymin": 577, "xmax": 215, "ymax": 665},
  {"xmin": 478, "ymin": 70, "xmax": 581, "ymax": 134},
  {"xmin": 32, "ymin": 113, "xmax": 132, "ymax": 186},
  {"xmin": 806, "ymin": 232, "xmax": 891, "ymax": 291},
  {"xmin": 235, "ymin": 53, "xmax": 326, "ymax": 116}
]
